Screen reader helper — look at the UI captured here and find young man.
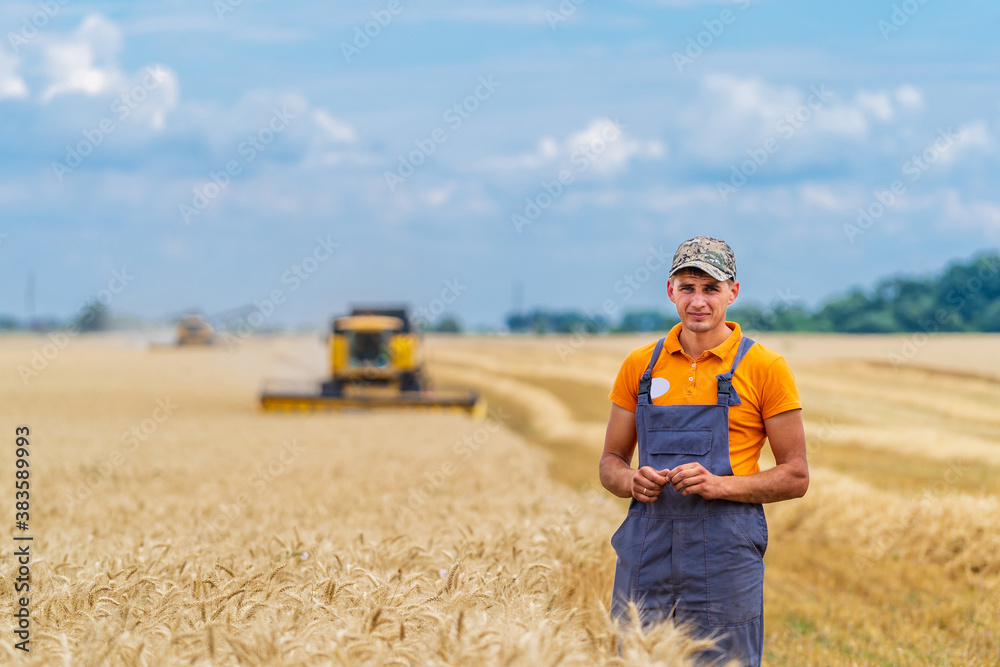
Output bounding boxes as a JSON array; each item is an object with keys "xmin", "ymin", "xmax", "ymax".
[{"xmin": 599, "ymin": 236, "xmax": 808, "ymax": 666}]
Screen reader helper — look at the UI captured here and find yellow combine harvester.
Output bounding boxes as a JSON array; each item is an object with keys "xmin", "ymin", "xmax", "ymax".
[
  {"xmin": 176, "ymin": 313, "xmax": 214, "ymax": 345},
  {"xmin": 260, "ymin": 306, "xmax": 484, "ymax": 417}
]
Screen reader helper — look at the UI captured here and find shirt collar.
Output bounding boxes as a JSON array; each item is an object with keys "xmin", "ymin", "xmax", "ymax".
[{"xmin": 664, "ymin": 321, "xmax": 742, "ymax": 361}]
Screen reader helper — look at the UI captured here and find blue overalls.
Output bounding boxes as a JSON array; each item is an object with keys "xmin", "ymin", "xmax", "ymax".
[{"xmin": 611, "ymin": 335, "xmax": 767, "ymax": 667}]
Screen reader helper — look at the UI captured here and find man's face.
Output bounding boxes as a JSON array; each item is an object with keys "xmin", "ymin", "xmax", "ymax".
[{"xmin": 667, "ymin": 272, "xmax": 739, "ymax": 334}]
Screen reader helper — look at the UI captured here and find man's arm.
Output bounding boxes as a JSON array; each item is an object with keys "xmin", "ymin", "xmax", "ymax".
[
  {"xmin": 599, "ymin": 403, "xmax": 671, "ymax": 503},
  {"xmin": 668, "ymin": 408, "xmax": 809, "ymax": 503}
]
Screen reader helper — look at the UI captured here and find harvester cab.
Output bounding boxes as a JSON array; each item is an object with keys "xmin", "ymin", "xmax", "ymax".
[{"xmin": 321, "ymin": 307, "xmax": 422, "ymax": 397}]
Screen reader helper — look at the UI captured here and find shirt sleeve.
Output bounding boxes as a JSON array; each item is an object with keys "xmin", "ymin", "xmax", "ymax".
[
  {"xmin": 759, "ymin": 356, "xmax": 802, "ymax": 420},
  {"xmin": 608, "ymin": 352, "xmax": 639, "ymax": 413}
]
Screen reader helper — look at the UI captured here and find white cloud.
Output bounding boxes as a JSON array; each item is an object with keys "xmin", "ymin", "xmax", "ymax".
[
  {"xmin": 676, "ymin": 74, "xmax": 804, "ymax": 159},
  {"xmin": 677, "ymin": 75, "xmax": 936, "ymax": 165},
  {"xmin": 855, "ymin": 91, "xmax": 894, "ymax": 121},
  {"xmin": 40, "ymin": 15, "xmax": 125, "ymax": 101},
  {"xmin": 940, "ymin": 190, "xmax": 1000, "ymax": 238},
  {"xmin": 312, "ymin": 110, "xmax": 357, "ymax": 143},
  {"xmin": 938, "ymin": 121, "xmax": 992, "ymax": 166},
  {"xmin": 0, "ymin": 50, "xmax": 28, "ymax": 99},
  {"xmin": 567, "ymin": 118, "xmax": 663, "ymax": 175},
  {"xmin": 422, "ymin": 184, "xmax": 456, "ymax": 207},
  {"xmin": 120, "ymin": 65, "xmax": 181, "ymax": 132},
  {"xmin": 894, "ymin": 85, "xmax": 924, "ymax": 111},
  {"xmin": 799, "ymin": 184, "xmax": 848, "ymax": 212},
  {"xmin": 811, "ymin": 106, "xmax": 869, "ymax": 137},
  {"xmin": 32, "ymin": 14, "xmax": 181, "ymax": 133},
  {"xmin": 483, "ymin": 117, "xmax": 664, "ymax": 175}
]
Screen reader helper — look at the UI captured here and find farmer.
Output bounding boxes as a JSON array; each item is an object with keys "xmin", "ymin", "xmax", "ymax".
[{"xmin": 599, "ymin": 236, "xmax": 808, "ymax": 666}]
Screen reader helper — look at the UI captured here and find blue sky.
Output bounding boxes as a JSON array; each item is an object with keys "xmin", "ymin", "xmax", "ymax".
[{"xmin": 1, "ymin": 0, "xmax": 998, "ymax": 328}]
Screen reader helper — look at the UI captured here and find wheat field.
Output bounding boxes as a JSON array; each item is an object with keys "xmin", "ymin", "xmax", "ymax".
[{"xmin": 1, "ymin": 331, "xmax": 998, "ymax": 665}]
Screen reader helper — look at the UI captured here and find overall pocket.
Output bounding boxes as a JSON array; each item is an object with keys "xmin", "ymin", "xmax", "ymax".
[{"xmin": 643, "ymin": 428, "xmax": 713, "ymax": 471}]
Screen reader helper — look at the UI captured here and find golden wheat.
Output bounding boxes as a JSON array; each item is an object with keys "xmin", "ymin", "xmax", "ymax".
[{"xmin": 0, "ymin": 334, "xmax": 739, "ymax": 666}]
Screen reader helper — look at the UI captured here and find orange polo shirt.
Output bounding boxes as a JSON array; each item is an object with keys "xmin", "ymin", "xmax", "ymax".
[{"xmin": 608, "ymin": 322, "xmax": 801, "ymax": 475}]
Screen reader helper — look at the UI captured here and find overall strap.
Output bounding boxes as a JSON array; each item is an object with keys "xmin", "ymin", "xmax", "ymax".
[
  {"xmin": 637, "ymin": 338, "xmax": 666, "ymax": 406},
  {"xmin": 715, "ymin": 336, "xmax": 756, "ymax": 406}
]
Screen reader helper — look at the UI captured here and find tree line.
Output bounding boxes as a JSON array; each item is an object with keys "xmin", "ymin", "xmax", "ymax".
[{"xmin": 506, "ymin": 251, "xmax": 1000, "ymax": 334}]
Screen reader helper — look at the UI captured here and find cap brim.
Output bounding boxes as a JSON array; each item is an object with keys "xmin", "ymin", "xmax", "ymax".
[{"xmin": 668, "ymin": 260, "xmax": 733, "ymax": 281}]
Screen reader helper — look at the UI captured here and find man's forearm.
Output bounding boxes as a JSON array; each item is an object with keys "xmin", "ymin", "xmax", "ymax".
[
  {"xmin": 717, "ymin": 460, "xmax": 809, "ymax": 504},
  {"xmin": 599, "ymin": 454, "xmax": 635, "ymax": 498}
]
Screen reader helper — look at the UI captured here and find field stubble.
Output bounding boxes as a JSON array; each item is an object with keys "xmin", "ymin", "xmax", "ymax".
[{"xmin": 427, "ymin": 332, "xmax": 1000, "ymax": 666}]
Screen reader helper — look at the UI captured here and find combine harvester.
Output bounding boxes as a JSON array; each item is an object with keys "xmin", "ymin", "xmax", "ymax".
[
  {"xmin": 260, "ymin": 306, "xmax": 485, "ymax": 417},
  {"xmin": 149, "ymin": 312, "xmax": 216, "ymax": 350},
  {"xmin": 175, "ymin": 313, "xmax": 215, "ymax": 345}
]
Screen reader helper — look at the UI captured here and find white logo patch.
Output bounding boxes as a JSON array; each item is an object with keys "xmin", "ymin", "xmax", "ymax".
[{"xmin": 651, "ymin": 377, "xmax": 670, "ymax": 399}]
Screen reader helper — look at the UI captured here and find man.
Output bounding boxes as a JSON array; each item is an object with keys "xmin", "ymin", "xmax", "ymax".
[{"xmin": 599, "ymin": 236, "xmax": 808, "ymax": 666}]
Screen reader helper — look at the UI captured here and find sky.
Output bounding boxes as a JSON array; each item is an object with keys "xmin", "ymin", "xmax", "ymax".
[{"xmin": 1, "ymin": 0, "xmax": 998, "ymax": 329}]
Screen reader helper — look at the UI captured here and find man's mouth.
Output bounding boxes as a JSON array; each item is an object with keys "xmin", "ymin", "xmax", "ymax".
[{"xmin": 688, "ymin": 312, "xmax": 710, "ymax": 320}]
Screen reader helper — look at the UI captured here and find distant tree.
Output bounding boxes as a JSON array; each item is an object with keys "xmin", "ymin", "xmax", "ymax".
[
  {"xmin": 502, "ymin": 253, "xmax": 1000, "ymax": 334},
  {"xmin": 615, "ymin": 309, "xmax": 677, "ymax": 333},
  {"xmin": 433, "ymin": 315, "xmax": 462, "ymax": 333},
  {"xmin": 770, "ymin": 305, "xmax": 821, "ymax": 332},
  {"xmin": 506, "ymin": 309, "xmax": 609, "ymax": 334},
  {"xmin": 0, "ymin": 315, "xmax": 20, "ymax": 330},
  {"xmin": 73, "ymin": 300, "xmax": 110, "ymax": 332},
  {"xmin": 976, "ymin": 298, "xmax": 1000, "ymax": 332}
]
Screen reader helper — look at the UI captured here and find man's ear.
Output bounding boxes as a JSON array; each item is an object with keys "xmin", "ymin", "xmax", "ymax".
[
  {"xmin": 728, "ymin": 281, "xmax": 740, "ymax": 305},
  {"xmin": 666, "ymin": 277, "xmax": 676, "ymax": 303}
]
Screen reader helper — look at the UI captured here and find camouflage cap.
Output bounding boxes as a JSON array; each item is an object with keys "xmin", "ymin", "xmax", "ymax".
[{"xmin": 668, "ymin": 236, "xmax": 736, "ymax": 281}]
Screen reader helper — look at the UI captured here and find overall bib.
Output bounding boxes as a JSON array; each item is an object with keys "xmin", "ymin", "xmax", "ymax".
[{"xmin": 611, "ymin": 335, "xmax": 767, "ymax": 667}]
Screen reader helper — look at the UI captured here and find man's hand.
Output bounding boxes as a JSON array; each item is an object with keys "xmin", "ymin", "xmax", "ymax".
[
  {"xmin": 667, "ymin": 462, "xmax": 728, "ymax": 500},
  {"xmin": 631, "ymin": 466, "xmax": 670, "ymax": 503}
]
